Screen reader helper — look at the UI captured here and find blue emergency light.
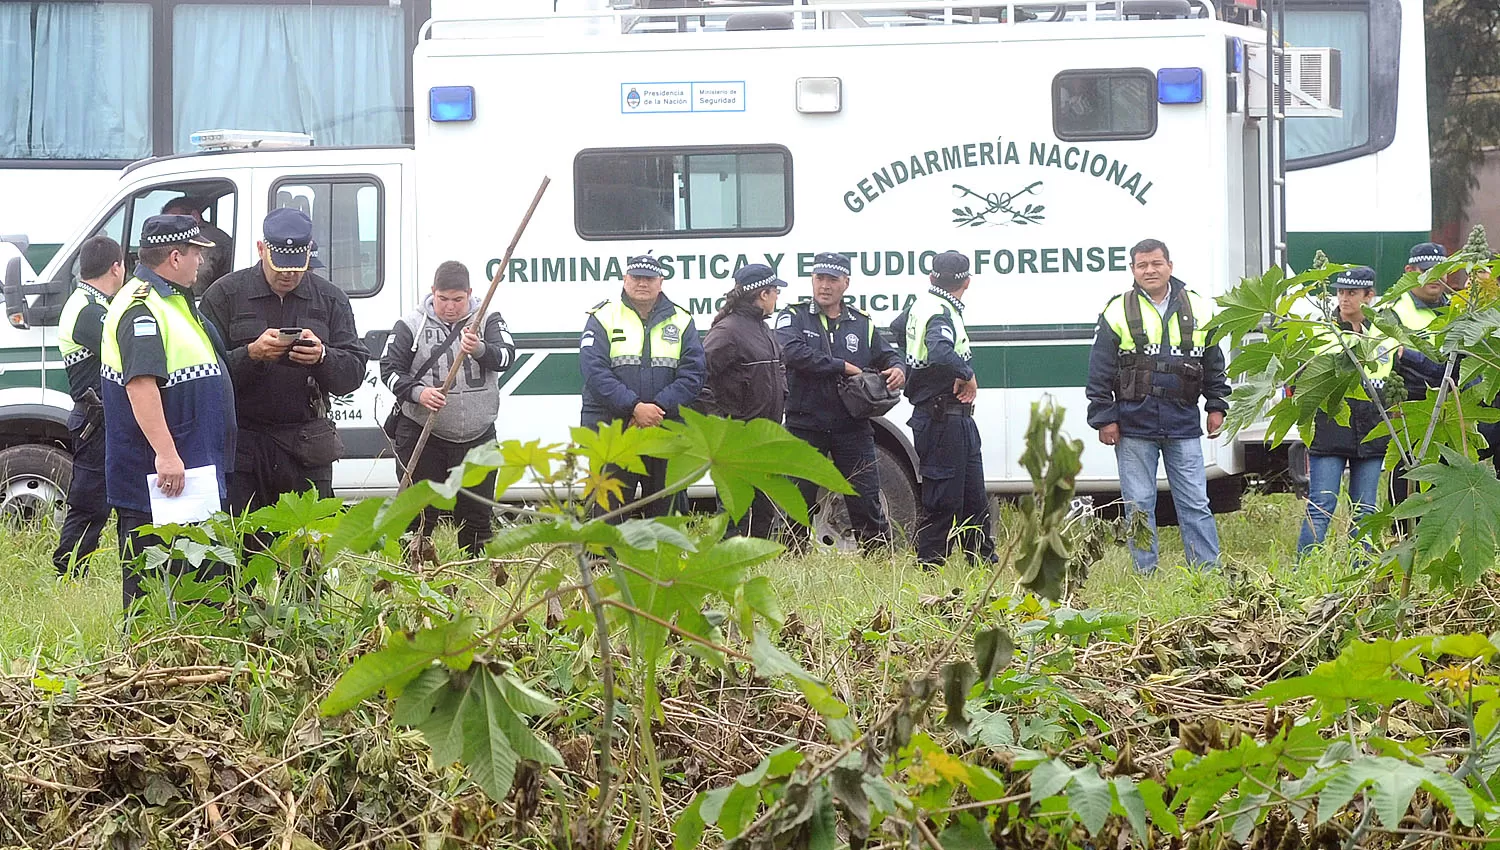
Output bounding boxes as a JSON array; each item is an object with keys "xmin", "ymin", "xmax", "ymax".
[
  {"xmin": 1157, "ymin": 68, "xmax": 1204, "ymax": 104},
  {"xmin": 429, "ymin": 86, "xmax": 476, "ymax": 122}
]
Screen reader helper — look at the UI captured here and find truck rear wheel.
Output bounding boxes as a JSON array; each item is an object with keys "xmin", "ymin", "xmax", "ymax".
[
  {"xmin": 808, "ymin": 442, "xmax": 919, "ymax": 549},
  {"xmin": 0, "ymin": 444, "xmax": 71, "ymax": 529}
]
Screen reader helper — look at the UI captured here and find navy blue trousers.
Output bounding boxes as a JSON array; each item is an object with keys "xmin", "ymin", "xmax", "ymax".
[
  {"xmin": 911, "ymin": 409, "xmax": 994, "ymax": 566},
  {"xmin": 53, "ymin": 426, "xmax": 111, "ymax": 576}
]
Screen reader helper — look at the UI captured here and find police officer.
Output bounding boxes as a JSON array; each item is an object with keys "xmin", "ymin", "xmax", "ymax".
[
  {"xmin": 1387, "ymin": 241, "xmax": 1455, "ymax": 517},
  {"xmin": 579, "ymin": 254, "xmax": 705, "ymax": 517},
  {"xmin": 703, "ymin": 263, "xmax": 788, "ymax": 539},
  {"xmin": 776, "ymin": 252, "xmax": 906, "ymax": 550},
  {"xmin": 100, "ymin": 215, "xmax": 236, "ymax": 610},
  {"xmin": 51, "ymin": 236, "xmax": 125, "ymax": 576},
  {"xmin": 1085, "ymin": 238, "xmax": 1229, "ymax": 575},
  {"xmin": 161, "ymin": 196, "xmax": 233, "ymax": 296},
  {"xmin": 200, "ymin": 209, "xmax": 367, "ymax": 515},
  {"xmin": 890, "ymin": 251, "xmax": 995, "ymax": 568}
]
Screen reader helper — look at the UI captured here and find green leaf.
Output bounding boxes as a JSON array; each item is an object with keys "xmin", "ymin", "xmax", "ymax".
[
  {"xmin": 1067, "ymin": 766, "xmax": 1111, "ymax": 836},
  {"xmin": 749, "ymin": 632, "xmax": 849, "ymax": 719},
  {"xmin": 1429, "ymin": 632, "xmax": 1500, "ymax": 661},
  {"xmin": 1391, "ymin": 448, "xmax": 1500, "ymax": 578},
  {"xmin": 657, "ymin": 411, "xmax": 853, "ymax": 525},
  {"xmin": 392, "ymin": 667, "xmax": 450, "ymax": 726},
  {"xmin": 742, "ymin": 575, "xmax": 784, "ymax": 628},
  {"xmin": 973, "ymin": 627, "xmax": 1014, "ymax": 682},
  {"xmin": 320, "ymin": 639, "xmax": 441, "ymax": 716},
  {"xmin": 937, "ymin": 815, "xmax": 996, "ymax": 850},
  {"xmin": 1029, "ymin": 758, "xmax": 1074, "ymax": 801},
  {"xmin": 1318, "ymin": 757, "xmax": 1475, "ymax": 828},
  {"xmin": 1112, "ymin": 776, "xmax": 1149, "ymax": 840},
  {"xmin": 717, "ymin": 782, "xmax": 760, "ymax": 838},
  {"xmin": 462, "ymin": 670, "xmax": 519, "ymax": 801},
  {"xmin": 323, "ymin": 497, "xmax": 385, "ymax": 559},
  {"xmin": 1138, "ymin": 777, "xmax": 1180, "ymax": 836}
]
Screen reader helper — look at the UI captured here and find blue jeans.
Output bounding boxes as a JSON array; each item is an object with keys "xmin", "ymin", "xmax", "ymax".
[
  {"xmin": 1297, "ymin": 453, "xmax": 1382, "ymax": 555},
  {"xmin": 1116, "ymin": 435, "xmax": 1220, "ymax": 574}
]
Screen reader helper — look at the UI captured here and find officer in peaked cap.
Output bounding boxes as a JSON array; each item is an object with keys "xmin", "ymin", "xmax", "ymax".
[
  {"xmin": 199, "ymin": 208, "xmax": 367, "ymax": 521},
  {"xmin": 579, "ymin": 253, "xmax": 705, "ymax": 518},
  {"xmin": 775, "ymin": 252, "xmax": 907, "ymax": 552},
  {"xmin": 99, "ymin": 214, "xmax": 235, "ymax": 611},
  {"xmin": 1298, "ymin": 265, "xmax": 1396, "ymax": 556},
  {"xmin": 1386, "ymin": 241, "xmax": 1459, "ymax": 524},
  {"xmin": 52, "ymin": 235, "xmax": 126, "ymax": 577},
  {"xmin": 890, "ymin": 251, "xmax": 996, "ymax": 568}
]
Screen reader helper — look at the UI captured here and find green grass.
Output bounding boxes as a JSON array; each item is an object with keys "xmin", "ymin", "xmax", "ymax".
[{"xmin": 0, "ymin": 491, "xmax": 1360, "ymax": 671}]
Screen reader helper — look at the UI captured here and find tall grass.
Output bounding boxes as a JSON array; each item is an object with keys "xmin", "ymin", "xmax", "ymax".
[{"xmin": 0, "ymin": 490, "xmax": 1355, "ymax": 670}]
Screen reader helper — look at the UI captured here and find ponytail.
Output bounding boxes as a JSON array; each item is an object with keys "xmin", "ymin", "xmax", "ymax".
[{"xmin": 713, "ymin": 287, "xmax": 755, "ymax": 325}]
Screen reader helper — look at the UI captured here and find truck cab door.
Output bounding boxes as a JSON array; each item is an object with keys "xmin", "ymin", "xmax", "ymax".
[{"xmin": 258, "ymin": 163, "xmax": 404, "ymax": 485}]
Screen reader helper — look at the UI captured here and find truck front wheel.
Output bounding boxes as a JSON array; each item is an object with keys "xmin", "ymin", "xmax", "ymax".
[
  {"xmin": 808, "ymin": 442, "xmax": 919, "ymax": 549},
  {"xmin": 0, "ymin": 444, "xmax": 71, "ymax": 529}
]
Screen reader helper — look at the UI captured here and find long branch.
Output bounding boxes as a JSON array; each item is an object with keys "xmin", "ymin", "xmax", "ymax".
[{"xmin": 578, "ymin": 549, "xmax": 619, "ymax": 827}]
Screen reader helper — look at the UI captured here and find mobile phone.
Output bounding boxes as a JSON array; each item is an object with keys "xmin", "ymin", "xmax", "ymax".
[
  {"xmin": 292, "ymin": 338, "xmax": 317, "ymax": 348},
  {"xmin": 277, "ymin": 327, "xmax": 303, "ymax": 342}
]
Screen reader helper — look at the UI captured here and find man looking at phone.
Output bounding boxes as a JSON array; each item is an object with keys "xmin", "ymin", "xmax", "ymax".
[{"xmin": 200, "ymin": 208, "xmax": 367, "ymax": 514}]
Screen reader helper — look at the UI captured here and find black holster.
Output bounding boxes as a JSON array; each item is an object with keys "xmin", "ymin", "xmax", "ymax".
[{"xmin": 1116, "ymin": 352, "xmax": 1202, "ymax": 403}]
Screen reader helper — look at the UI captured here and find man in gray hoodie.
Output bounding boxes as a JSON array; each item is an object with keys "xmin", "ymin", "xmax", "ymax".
[{"xmin": 381, "ymin": 261, "xmax": 516, "ymax": 555}]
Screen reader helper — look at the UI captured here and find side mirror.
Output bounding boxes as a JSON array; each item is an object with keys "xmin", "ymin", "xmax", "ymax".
[{"xmin": 3, "ymin": 255, "xmax": 26, "ymax": 330}]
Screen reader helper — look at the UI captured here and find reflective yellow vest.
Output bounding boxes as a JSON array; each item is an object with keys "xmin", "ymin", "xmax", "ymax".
[
  {"xmin": 1390, "ymin": 291, "xmax": 1442, "ymax": 332},
  {"xmin": 100, "ymin": 278, "xmax": 221, "ymax": 385},
  {"xmin": 1102, "ymin": 287, "xmax": 1214, "ymax": 356},
  {"xmin": 57, "ymin": 283, "xmax": 110, "ymax": 365},
  {"xmin": 1102, "ymin": 286, "xmax": 1215, "ymax": 403},
  {"xmin": 903, "ymin": 288, "xmax": 971, "ymax": 365},
  {"xmin": 588, "ymin": 299, "xmax": 692, "ymax": 368}
]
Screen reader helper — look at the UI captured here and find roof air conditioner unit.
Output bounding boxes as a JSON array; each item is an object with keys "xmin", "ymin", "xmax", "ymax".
[{"xmin": 1246, "ymin": 44, "xmax": 1342, "ymax": 118}]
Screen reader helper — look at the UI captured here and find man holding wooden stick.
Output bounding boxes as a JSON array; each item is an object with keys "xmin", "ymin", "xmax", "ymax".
[{"xmin": 381, "ymin": 261, "xmax": 516, "ymax": 555}]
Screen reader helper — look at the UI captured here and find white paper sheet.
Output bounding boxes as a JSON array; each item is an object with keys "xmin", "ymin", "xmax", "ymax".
[{"xmin": 147, "ymin": 464, "xmax": 219, "ymax": 526}]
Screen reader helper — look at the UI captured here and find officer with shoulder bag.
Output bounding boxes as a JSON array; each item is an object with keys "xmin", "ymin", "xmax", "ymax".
[
  {"xmin": 776, "ymin": 252, "xmax": 906, "ymax": 551},
  {"xmin": 891, "ymin": 251, "xmax": 994, "ymax": 568},
  {"xmin": 1085, "ymin": 238, "xmax": 1229, "ymax": 575},
  {"xmin": 52, "ymin": 236, "xmax": 125, "ymax": 576}
]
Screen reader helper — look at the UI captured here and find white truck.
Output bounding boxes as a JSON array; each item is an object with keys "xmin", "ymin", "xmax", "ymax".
[{"xmin": 0, "ymin": 0, "xmax": 1351, "ymax": 537}]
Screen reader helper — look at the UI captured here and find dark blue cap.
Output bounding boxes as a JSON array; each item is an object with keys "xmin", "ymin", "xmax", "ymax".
[
  {"xmin": 141, "ymin": 214, "xmax": 214, "ymax": 249},
  {"xmin": 263, "ymin": 208, "xmax": 312, "ymax": 273},
  {"xmin": 932, "ymin": 250, "xmax": 971, "ymax": 285},
  {"xmin": 811, "ymin": 252, "xmax": 851, "ymax": 277},
  {"xmin": 1330, "ymin": 266, "xmax": 1377, "ymax": 290},
  {"xmin": 733, "ymin": 263, "xmax": 787, "ymax": 292},
  {"xmin": 308, "ymin": 240, "xmax": 325, "ymax": 271},
  {"xmin": 1408, "ymin": 242, "xmax": 1446, "ymax": 270},
  {"xmin": 625, "ymin": 254, "xmax": 664, "ymax": 278}
]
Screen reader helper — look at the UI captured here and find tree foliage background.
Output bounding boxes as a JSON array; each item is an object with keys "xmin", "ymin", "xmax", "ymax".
[{"xmin": 1427, "ymin": 0, "xmax": 1500, "ymax": 228}]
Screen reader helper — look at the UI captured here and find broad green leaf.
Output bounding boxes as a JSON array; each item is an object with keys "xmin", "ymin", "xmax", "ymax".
[
  {"xmin": 741, "ymin": 575, "xmax": 784, "ymax": 628},
  {"xmin": 246, "ymin": 488, "xmax": 345, "ymax": 534},
  {"xmin": 392, "ymin": 667, "xmax": 451, "ymax": 726},
  {"xmin": 1251, "ymin": 669, "xmax": 1430, "ymax": 712},
  {"xmin": 1317, "ymin": 757, "xmax": 1474, "ymax": 828},
  {"xmin": 323, "ymin": 497, "xmax": 385, "ymax": 558},
  {"xmin": 572, "ymin": 420, "xmax": 651, "ymax": 476},
  {"xmin": 1067, "ymin": 766, "xmax": 1111, "ymax": 836},
  {"xmin": 657, "ymin": 411, "xmax": 853, "ymax": 525},
  {"xmin": 487, "ymin": 676, "xmax": 562, "ymax": 767},
  {"xmin": 1428, "ymin": 632, "xmax": 1500, "ymax": 662},
  {"xmin": 698, "ymin": 785, "xmax": 732, "ymax": 825},
  {"xmin": 1112, "ymin": 776, "xmax": 1149, "ymax": 840},
  {"xmin": 461, "ymin": 670, "xmax": 519, "ymax": 801},
  {"xmin": 497, "ymin": 675, "xmax": 559, "ymax": 717},
  {"xmin": 936, "ymin": 815, "xmax": 996, "ymax": 850},
  {"xmin": 1139, "ymin": 777, "xmax": 1180, "ymax": 836},
  {"xmin": 321, "ymin": 639, "xmax": 441, "ymax": 716},
  {"xmin": 1391, "ymin": 448, "xmax": 1500, "ymax": 578},
  {"xmin": 1029, "ymin": 758, "xmax": 1074, "ymax": 801},
  {"xmin": 766, "ymin": 745, "xmax": 804, "ymax": 778},
  {"xmin": 717, "ymin": 782, "xmax": 760, "ymax": 838}
]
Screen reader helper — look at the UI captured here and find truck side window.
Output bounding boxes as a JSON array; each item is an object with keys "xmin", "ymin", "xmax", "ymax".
[
  {"xmin": 1052, "ymin": 69, "xmax": 1157, "ymax": 141},
  {"xmin": 574, "ymin": 146, "xmax": 793, "ymax": 240},
  {"xmin": 271, "ymin": 177, "xmax": 383, "ymax": 297}
]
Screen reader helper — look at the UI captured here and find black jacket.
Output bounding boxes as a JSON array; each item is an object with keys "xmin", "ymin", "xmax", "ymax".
[
  {"xmin": 200, "ymin": 263, "xmax": 368, "ymax": 428},
  {"xmin": 1084, "ymin": 279, "xmax": 1230, "ymax": 439},
  {"xmin": 703, "ymin": 304, "xmax": 786, "ymax": 422},
  {"xmin": 775, "ymin": 300, "xmax": 906, "ymax": 431},
  {"xmin": 1308, "ymin": 321, "xmax": 1393, "ymax": 459}
]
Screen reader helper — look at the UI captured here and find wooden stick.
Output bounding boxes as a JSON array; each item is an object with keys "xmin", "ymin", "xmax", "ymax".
[{"xmin": 400, "ymin": 176, "xmax": 550, "ymax": 490}]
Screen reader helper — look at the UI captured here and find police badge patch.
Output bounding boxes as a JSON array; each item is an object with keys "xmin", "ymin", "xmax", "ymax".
[
  {"xmin": 661, "ymin": 324, "xmax": 681, "ymax": 344},
  {"xmin": 845, "ymin": 333, "xmax": 859, "ymax": 352}
]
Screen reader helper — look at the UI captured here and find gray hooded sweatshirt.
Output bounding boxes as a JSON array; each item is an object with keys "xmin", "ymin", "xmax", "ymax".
[{"xmin": 382, "ymin": 294, "xmax": 515, "ymax": 443}]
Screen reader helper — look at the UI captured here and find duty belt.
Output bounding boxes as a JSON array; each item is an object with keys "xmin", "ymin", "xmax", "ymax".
[{"xmin": 930, "ymin": 397, "xmax": 975, "ymax": 418}]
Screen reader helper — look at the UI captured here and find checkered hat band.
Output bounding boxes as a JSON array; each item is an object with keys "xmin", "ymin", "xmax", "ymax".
[
  {"xmin": 739, "ymin": 275, "xmax": 777, "ymax": 291},
  {"xmin": 1409, "ymin": 254, "xmax": 1443, "ymax": 265},
  {"xmin": 143, "ymin": 225, "xmax": 201, "ymax": 245},
  {"xmin": 936, "ymin": 271, "xmax": 971, "ymax": 281},
  {"xmin": 626, "ymin": 262, "xmax": 662, "ymax": 276},
  {"xmin": 268, "ymin": 244, "xmax": 308, "ymax": 255},
  {"xmin": 812, "ymin": 263, "xmax": 849, "ymax": 276}
]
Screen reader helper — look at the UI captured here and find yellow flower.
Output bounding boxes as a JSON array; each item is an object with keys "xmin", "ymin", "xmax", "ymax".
[{"xmin": 1429, "ymin": 664, "xmax": 1475, "ymax": 692}]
